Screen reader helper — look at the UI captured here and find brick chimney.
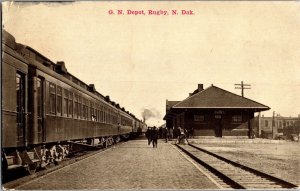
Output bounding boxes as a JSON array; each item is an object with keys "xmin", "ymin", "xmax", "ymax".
[{"xmin": 198, "ymin": 84, "xmax": 204, "ymax": 91}]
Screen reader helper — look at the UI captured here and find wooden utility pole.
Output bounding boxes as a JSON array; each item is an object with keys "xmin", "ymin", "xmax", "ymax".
[
  {"xmin": 272, "ymin": 111, "xmax": 275, "ymax": 139},
  {"xmin": 258, "ymin": 112, "xmax": 261, "ymax": 137},
  {"xmin": 235, "ymin": 81, "xmax": 251, "ymax": 97}
]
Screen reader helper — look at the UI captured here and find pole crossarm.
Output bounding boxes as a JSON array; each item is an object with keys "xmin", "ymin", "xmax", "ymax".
[{"xmin": 234, "ymin": 81, "xmax": 251, "ymax": 97}]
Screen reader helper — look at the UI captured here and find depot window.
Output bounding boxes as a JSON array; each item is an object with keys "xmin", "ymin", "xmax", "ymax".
[
  {"xmin": 232, "ymin": 115, "xmax": 242, "ymax": 123},
  {"xmin": 194, "ymin": 115, "xmax": 204, "ymax": 122},
  {"xmin": 265, "ymin": 120, "xmax": 269, "ymax": 127}
]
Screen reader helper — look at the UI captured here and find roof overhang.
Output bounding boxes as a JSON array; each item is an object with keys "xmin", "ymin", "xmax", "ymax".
[
  {"xmin": 163, "ymin": 112, "xmax": 177, "ymax": 120},
  {"xmin": 172, "ymin": 107, "xmax": 270, "ymax": 112}
]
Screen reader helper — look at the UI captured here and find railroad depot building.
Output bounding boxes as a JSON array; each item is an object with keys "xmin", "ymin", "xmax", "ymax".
[{"xmin": 163, "ymin": 84, "xmax": 270, "ymax": 138}]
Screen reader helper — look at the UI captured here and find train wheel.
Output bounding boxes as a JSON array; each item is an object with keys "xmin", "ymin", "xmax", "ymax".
[
  {"xmin": 107, "ymin": 137, "xmax": 112, "ymax": 146},
  {"xmin": 25, "ymin": 162, "xmax": 38, "ymax": 175},
  {"xmin": 114, "ymin": 136, "xmax": 121, "ymax": 143},
  {"xmin": 2, "ymin": 151, "xmax": 8, "ymax": 172}
]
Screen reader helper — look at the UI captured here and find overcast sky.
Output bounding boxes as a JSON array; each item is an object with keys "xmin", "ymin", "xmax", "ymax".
[{"xmin": 3, "ymin": 1, "xmax": 300, "ymax": 126}]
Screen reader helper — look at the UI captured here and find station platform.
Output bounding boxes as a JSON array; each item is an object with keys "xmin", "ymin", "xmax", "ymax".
[{"xmin": 15, "ymin": 139, "xmax": 218, "ymax": 190}]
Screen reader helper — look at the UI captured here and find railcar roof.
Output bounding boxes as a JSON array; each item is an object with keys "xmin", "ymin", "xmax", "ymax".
[
  {"xmin": 2, "ymin": 30, "xmax": 136, "ymax": 117},
  {"xmin": 2, "ymin": 30, "xmax": 17, "ymax": 49}
]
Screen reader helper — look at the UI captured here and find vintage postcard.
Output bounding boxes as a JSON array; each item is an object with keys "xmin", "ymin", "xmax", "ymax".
[{"xmin": 1, "ymin": 1, "xmax": 300, "ymax": 190}]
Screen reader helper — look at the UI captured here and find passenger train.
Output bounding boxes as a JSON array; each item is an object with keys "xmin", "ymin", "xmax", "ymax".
[{"xmin": 1, "ymin": 30, "xmax": 147, "ymax": 173}]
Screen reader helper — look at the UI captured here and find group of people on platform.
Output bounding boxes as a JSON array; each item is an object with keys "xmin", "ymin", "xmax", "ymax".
[
  {"xmin": 145, "ymin": 126, "xmax": 159, "ymax": 148},
  {"xmin": 145, "ymin": 126, "xmax": 194, "ymax": 148}
]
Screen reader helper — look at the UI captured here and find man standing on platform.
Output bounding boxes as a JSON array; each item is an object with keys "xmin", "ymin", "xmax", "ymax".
[
  {"xmin": 152, "ymin": 126, "xmax": 158, "ymax": 148},
  {"xmin": 145, "ymin": 127, "xmax": 152, "ymax": 145},
  {"xmin": 163, "ymin": 128, "xmax": 169, "ymax": 143}
]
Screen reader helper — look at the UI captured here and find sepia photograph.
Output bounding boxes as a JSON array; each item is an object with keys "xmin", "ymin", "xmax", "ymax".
[{"xmin": 1, "ymin": 1, "xmax": 300, "ymax": 190}]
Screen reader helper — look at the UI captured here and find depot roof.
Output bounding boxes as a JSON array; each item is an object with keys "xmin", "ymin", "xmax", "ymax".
[{"xmin": 172, "ymin": 85, "xmax": 270, "ymax": 111}]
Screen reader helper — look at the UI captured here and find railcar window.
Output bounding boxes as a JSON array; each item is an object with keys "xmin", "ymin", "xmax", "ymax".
[
  {"xmin": 78, "ymin": 96, "xmax": 82, "ymax": 119},
  {"xmin": 103, "ymin": 106, "xmax": 105, "ymax": 123},
  {"xmin": 111, "ymin": 111, "xmax": 113, "ymax": 124},
  {"xmin": 63, "ymin": 89, "xmax": 68, "ymax": 116},
  {"xmin": 74, "ymin": 94, "xmax": 78, "ymax": 119},
  {"xmin": 103, "ymin": 107, "xmax": 106, "ymax": 123},
  {"xmin": 49, "ymin": 83, "xmax": 56, "ymax": 114},
  {"xmin": 90, "ymin": 101, "xmax": 94, "ymax": 121},
  {"xmin": 115, "ymin": 113, "xmax": 117, "ymax": 124},
  {"xmin": 37, "ymin": 78, "xmax": 43, "ymax": 118},
  {"xmin": 116, "ymin": 113, "xmax": 118, "ymax": 124},
  {"xmin": 100, "ymin": 105, "xmax": 103, "ymax": 122},
  {"xmin": 111, "ymin": 110, "xmax": 113, "ymax": 124},
  {"xmin": 107, "ymin": 108, "xmax": 109, "ymax": 123},
  {"xmin": 102, "ymin": 106, "xmax": 105, "ymax": 123},
  {"xmin": 97, "ymin": 104, "xmax": 100, "ymax": 122},
  {"xmin": 105, "ymin": 107, "xmax": 107, "ymax": 123},
  {"xmin": 85, "ymin": 100, "xmax": 88, "ymax": 120},
  {"xmin": 82, "ymin": 98, "xmax": 86, "ymax": 120},
  {"xmin": 82, "ymin": 98, "xmax": 85, "ymax": 119},
  {"xmin": 112, "ymin": 111, "xmax": 114, "ymax": 124},
  {"xmin": 68, "ymin": 92, "xmax": 73, "ymax": 118},
  {"xmin": 108, "ymin": 109, "xmax": 110, "ymax": 124},
  {"xmin": 87, "ymin": 100, "xmax": 90, "ymax": 121},
  {"xmin": 110, "ymin": 109, "xmax": 113, "ymax": 124},
  {"xmin": 113, "ymin": 112, "xmax": 115, "ymax": 124},
  {"xmin": 57, "ymin": 86, "xmax": 62, "ymax": 115},
  {"xmin": 95, "ymin": 104, "xmax": 99, "ymax": 122}
]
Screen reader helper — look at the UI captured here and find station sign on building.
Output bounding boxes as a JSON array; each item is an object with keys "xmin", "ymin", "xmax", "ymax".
[{"xmin": 163, "ymin": 84, "xmax": 270, "ymax": 138}]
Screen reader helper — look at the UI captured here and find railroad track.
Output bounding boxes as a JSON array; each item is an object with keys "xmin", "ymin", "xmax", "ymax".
[{"xmin": 175, "ymin": 143, "xmax": 298, "ymax": 189}]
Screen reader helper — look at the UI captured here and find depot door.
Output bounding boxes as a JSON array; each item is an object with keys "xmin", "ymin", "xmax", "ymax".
[{"xmin": 214, "ymin": 115, "xmax": 222, "ymax": 137}]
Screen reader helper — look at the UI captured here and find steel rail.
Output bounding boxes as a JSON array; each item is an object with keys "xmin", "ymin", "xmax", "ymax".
[
  {"xmin": 188, "ymin": 143, "xmax": 298, "ymax": 189},
  {"xmin": 175, "ymin": 144, "xmax": 245, "ymax": 189}
]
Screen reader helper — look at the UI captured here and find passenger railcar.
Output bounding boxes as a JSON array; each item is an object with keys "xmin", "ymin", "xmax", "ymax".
[{"xmin": 1, "ymin": 30, "xmax": 145, "ymax": 173}]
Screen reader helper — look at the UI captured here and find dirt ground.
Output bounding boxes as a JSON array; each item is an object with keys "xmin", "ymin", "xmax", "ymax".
[{"xmin": 194, "ymin": 141, "xmax": 300, "ymax": 185}]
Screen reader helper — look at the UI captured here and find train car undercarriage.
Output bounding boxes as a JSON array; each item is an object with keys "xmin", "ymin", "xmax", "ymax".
[{"xmin": 2, "ymin": 135, "xmax": 127, "ymax": 175}]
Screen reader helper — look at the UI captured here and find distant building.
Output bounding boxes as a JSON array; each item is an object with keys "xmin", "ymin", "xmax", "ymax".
[
  {"xmin": 254, "ymin": 114, "xmax": 300, "ymax": 138},
  {"xmin": 163, "ymin": 84, "xmax": 270, "ymax": 138}
]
